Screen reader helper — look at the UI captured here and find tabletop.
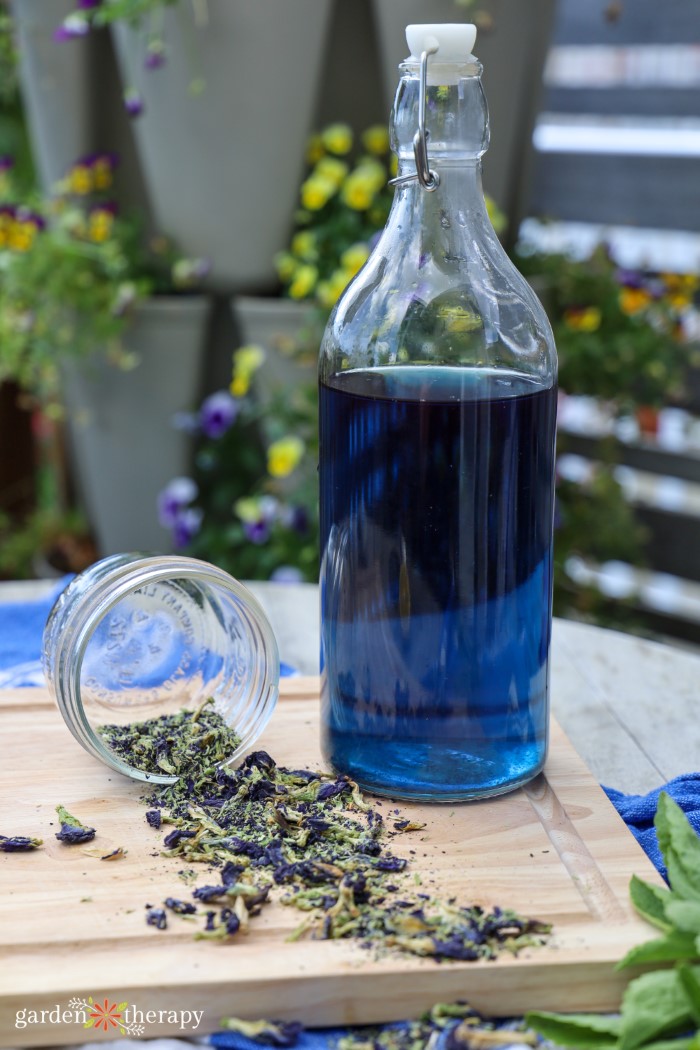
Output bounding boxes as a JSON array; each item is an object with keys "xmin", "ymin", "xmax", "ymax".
[{"xmin": 1, "ymin": 578, "xmax": 698, "ymax": 795}]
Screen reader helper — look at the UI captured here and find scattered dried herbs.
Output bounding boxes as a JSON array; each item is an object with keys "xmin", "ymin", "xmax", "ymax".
[
  {"xmin": 101, "ymin": 700, "xmax": 550, "ymax": 962},
  {"xmin": 98, "ymin": 697, "xmax": 241, "ymax": 779},
  {"xmin": 219, "ymin": 1003, "xmax": 539, "ymax": 1050},
  {"xmin": 0, "ymin": 834, "xmax": 42, "ymax": 852},
  {"xmin": 55, "ymin": 805, "xmax": 96, "ymax": 845}
]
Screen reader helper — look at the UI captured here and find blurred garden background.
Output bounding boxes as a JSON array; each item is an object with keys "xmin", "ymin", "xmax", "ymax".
[{"xmin": 1, "ymin": 0, "xmax": 699, "ymax": 648}]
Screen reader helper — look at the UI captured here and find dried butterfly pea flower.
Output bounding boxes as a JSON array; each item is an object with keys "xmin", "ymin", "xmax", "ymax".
[
  {"xmin": 55, "ymin": 805, "xmax": 96, "ymax": 844},
  {"xmin": 146, "ymin": 907, "xmax": 167, "ymax": 930},
  {"xmin": 164, "ymin": 897, "xmax": 197, "ymax": 915},
  {"xmin": 0, "ymin": 834, "xmax": 43, "ymax": 852}
]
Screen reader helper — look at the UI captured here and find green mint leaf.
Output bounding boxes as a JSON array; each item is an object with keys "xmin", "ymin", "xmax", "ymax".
[
  {"xmin": 678, "ymin": 965, "xmax": 700, "ymax": 1026},
  {"xmin": 525, "ymin": 1011, "xmax": 621, "ymax": 1047},
  {"xmin": 666, "ymin": 900, "xmax": 700, "ymax": 935},
  {"xmin": 656, "ymin": 794, "xmax": 700, "ymax": 902},
  {"xmin": 635, "ymin": 1039, "xmax": 698, "ymax": 1050},
  {"xmin": 629, "ymin": 875, "xmax": 675, "ymax": 932},
  {"xmin": 617, "ymin": 929, "xmax": 700, "ymax": 969},
  {"xmin": 619, "ymin": 968, "xmax": 699, "ymax": 1050}
]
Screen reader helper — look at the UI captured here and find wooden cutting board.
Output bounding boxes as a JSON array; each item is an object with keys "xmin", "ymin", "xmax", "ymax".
[{"xmin": 0, "ymin": 679, "xmax": 665, "ymax": 1046}]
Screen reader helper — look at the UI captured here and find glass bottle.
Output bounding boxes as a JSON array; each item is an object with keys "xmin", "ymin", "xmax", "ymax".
[{"xmin": 318, "ymin": 24, "xmax": 557, "ymax": 801}]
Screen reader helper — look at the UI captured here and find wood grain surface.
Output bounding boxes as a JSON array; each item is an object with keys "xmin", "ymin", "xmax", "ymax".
[{"xmin": 0, "ymin": 678, "xmax": 665, "ymax": 1046}]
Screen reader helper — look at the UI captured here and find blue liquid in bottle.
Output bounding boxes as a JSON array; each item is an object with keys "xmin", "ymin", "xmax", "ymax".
[{"xmin": 319, "ymin": 366, "xmax": 557, "ymax": 801}]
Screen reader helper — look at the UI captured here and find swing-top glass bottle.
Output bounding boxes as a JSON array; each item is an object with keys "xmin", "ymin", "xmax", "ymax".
[{"xmin": 318, "ymin": 24, "xmax": 558, "ymax": 801}]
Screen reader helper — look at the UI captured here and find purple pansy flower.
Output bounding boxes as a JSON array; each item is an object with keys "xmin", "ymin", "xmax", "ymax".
[
  {"xmin": 172, "ymin": 507, "xmax": 203, "ymax": 548},
  {"xmin": 77, "ymin": 0, "xmax": 101, "ymax": 7},
  {"xmin": 53, "ymin": 15, "xmax": 89, "ymax": 41},
  {"xmin": 244, "ymin": 520, "xmax": 270, "ymax": 545},
  {"xmin": 123, "ymin": 89, "xmax": 144, "ymax": 118},
  {"xmin": 199, "ymin": 391, "xmax": 239, "ymax": 439},
  {"xmin": 158, "ymin": 476, "xmax": 198, "ymax": 529},
  {"xmin": 0, "ymin": 156, "xmax": 14, "ymax": 172},
  {"xmin": 145, "ymin": 41, "xmax": 166, "ymax": 70}
]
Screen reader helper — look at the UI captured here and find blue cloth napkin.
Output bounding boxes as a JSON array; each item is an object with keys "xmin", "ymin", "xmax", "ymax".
[
  {"xmin": 0, "ymin": 576, "xmax": 296, "ymax": 685},
  {"xmin": 603, "ymin": 774, "xmax": 700, "ymax": 880}
]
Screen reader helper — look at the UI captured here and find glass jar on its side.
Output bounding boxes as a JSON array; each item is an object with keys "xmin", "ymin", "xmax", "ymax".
[{"xmin": 42, "ymin": 554, "xmax": 280, "ymax": 782}]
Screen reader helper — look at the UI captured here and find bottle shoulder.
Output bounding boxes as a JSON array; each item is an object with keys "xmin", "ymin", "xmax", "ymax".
[{"xmin": 320, "ymin": 222, "xmax": 557, "ymax": 385}]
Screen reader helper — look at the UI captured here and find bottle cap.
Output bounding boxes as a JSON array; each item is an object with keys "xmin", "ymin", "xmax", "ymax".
[{"xmin": 405, "ymin": 23, "xmax": 477, "ymax": 62}]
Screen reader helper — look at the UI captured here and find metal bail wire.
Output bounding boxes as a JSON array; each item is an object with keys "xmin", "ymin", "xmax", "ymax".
[{"xmin": 389, "ymin": 46, "xmax": 440, "ymax": 192}]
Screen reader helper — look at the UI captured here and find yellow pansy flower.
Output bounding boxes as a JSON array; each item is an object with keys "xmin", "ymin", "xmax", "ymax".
[
  {"xmin": 341, "ymin": 173, "xmax": 375, "ymax": 211},
  {"xmin": 314, "ymin": 156, "xmax": 348, "ymax": 188},
  {"xmin": 291, "ymin": 230, "xmax": 318, "ymax": 261},
  {"xmin": 274, "ymin": 251, "xmax": 297, "ymax": 282},
  {"xmin": 230, "ymin": 344, "xmax": 265, "ymax": 397},
  {"xmin": 306, "ymin": 134, "xmax": 324, "ymax": 165},
  {"xmin": 300, "ymin": 175, "xmax": 337, "ymax": 212},
  {"xmin": 564, "ymin": 306, "xmax": 602, "ymax": 332},
  {"xmin": 340, "ymin": 242, "xmax": 370, "ymax": 276},
  {"xmin": 321, "ymin": 123, "xmax": 353, "ymax": 156},
  {"xmin": 619, "ymin": 288, "xmax": 651, "ymax": 315},
  {"xmin": 92, "ymin": 158, "xmax": 113, "ymax": 190},
  {"xmin": 362, "ymin": 124, "xmax": 390, "ymax": 156},
  {"xmin": 267, "ymin": 436, "xmax": 305, "ymax": 478},
  {"xmin": 288, "ymin": 264, "xmax": 318, "ymax": 300},
  {"xmin": 317, "ymin": 269, "xmax": 351, "ymax": 309},
  {"xmin": 88, "ymin": 208, "xmax": 114, "ymax": 243},
  {"xmin": 67, "ymin": 164, "xmax": 93, "ymax": 195},
  {"xmin": 485, "ymin": 195, "xmax": 506, "ymax": 235},
  {"xmin": 234, "ymin": 497, "xmax": 263, "ymax": 524}
]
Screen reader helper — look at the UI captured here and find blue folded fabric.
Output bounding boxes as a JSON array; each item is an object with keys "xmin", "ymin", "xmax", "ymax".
[
  {"xmin": 0, "ymin": 577, "xmax": 297, "ymax": 686},
  {"xmin": 603, "ymin": 774, "xmax": 700, "ymax": 881},
  {"xmin": 0, "ymin": 577, "xmax": 72, "ymax": 686}
]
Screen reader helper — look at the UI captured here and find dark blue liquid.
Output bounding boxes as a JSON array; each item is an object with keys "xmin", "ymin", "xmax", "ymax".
[{"xmin": 319, "ymin": 366, "xmax": 557, "ymax": 801}]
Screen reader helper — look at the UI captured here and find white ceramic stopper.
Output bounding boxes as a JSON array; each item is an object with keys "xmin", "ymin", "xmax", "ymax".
[{"xmin": 405, "ymin": 23, "xmax": 477, "ymax": 62}]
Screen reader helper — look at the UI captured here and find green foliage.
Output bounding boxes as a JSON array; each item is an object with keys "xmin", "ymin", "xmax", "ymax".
[
  {"xmin": 527, "ymin": 793, "xmax": 700, "ymax": 1050},
  {"xmin": 0, "ymin": 154, "xmax": 204, "ymax": 407},
  {"xmin": 516, "ymin": 247, "xmax": 693, "ymax": 411}
]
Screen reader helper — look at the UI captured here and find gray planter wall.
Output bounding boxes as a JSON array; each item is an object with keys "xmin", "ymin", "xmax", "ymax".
[
  {"xmin": 62, "ymin": 296, "xmax": 212, "ymax": 556},
  {"xmin": 12, "ymin": 0, "xmax": 93, "ymax": 190},
  {"xmin": 111, "ymin": 1, "xmax": 334, "ymax": 292}
]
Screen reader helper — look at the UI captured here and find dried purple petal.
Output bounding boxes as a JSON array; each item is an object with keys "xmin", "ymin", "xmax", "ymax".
[
  {"xmin": 146, "ymin": 907, "xmax": 167, "ymax": 930},
  {"xmin": 317, "ymin": 779, "xmax": 350, "ymax": 801},
  {"xmin": 164, "ymin": 897, "xmax": 197, "ymax": 915},
  {"xmin": 243, "ymin": 751, "xmax": 277, "ymax": 773},
  {"xmin": 0, "ymin": 835, "xmax": 42, "ymax": 852},
  {"xmin": 193, "ymin": 884, "xmax": 228, "ymax": 903},
  {"xmin": 145, "ymin": 809, "xmax": 162, "ymax": 830},
  {"xmin": 163, "ymin": 828, "xmax": 196, "ymax": 848},
  {"xmin": 56, "ymin": 824, "xmax": 95, "ymax": 845}
]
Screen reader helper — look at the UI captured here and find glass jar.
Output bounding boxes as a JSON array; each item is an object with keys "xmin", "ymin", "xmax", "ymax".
[{"xmin": 42, "ymin": 554, "xmax": 280, "ymax": 782}]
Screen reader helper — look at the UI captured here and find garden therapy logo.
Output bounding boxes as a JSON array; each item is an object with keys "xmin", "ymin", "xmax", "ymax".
[{"xmin": 14, "ymin": 996, "xmax": 204, "ymax": 1033}]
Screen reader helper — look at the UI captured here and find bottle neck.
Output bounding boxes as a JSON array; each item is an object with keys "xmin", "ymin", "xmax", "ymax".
[{"xmin": 392, "ymin": 62, "xmax": 490, "ymax": 164}]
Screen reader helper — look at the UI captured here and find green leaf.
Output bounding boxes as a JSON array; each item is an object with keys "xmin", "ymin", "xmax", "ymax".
[
  {"xmin": 636, "ymin": 1040, "xmax": 698, "ymax": 1050},
  {"xmin": 629, "ymin": 875, "xmax": 675, "ymax": 932},
  {"xmin": 678, "ymin": 965, "xmax": 700, "ymax": 1026},
  {"xmin": 656, "ymin": 794, "xmax": 700, "ymax": 902},
  {"xmin": 83, "ymin": 1019, "xmax": 95, "ymax": 1030},
  {"xmin": 117, "ymin": 1001, "xmax": 128, "ymax": 1012},
  {"xmin": 617, "ymin": 930, "xmax": 700, "ymax": 969},
  {"xmin": 666, "ymin": 901, "xmax": 700, "ymax": 935},
  {"xmin": 525, "ymin": 1011, "xmax": 621, "ymax": 1048},
  {"xmin": 619, "ymin": 968, "xmax": 698, "ymax": 1050}
]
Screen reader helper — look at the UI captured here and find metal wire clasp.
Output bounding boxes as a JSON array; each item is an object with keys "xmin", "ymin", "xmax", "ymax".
[{"xmin": 389, "ymin": 46, "xmax": 441, "ymax": 192}]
